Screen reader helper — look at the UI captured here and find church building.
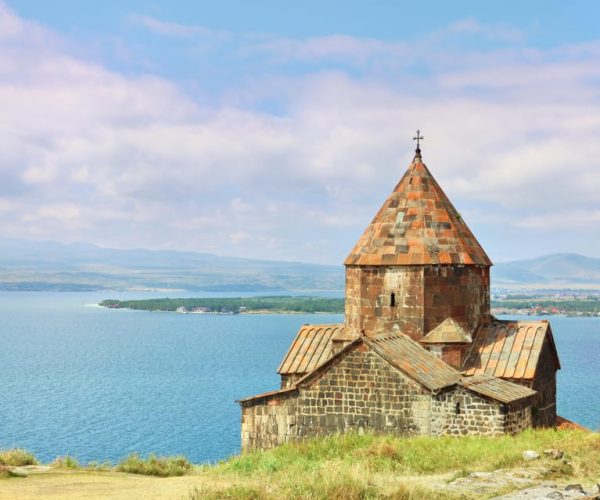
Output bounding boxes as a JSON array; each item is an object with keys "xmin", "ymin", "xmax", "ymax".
[{"xmin": 238, "ymin": 136, "xmax": 560, "ymax": 450}]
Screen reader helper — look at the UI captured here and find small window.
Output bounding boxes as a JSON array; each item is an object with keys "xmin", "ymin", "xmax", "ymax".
[
  {"xmin": 390, "ymin": 292, "xmax": 396, "ymax": 307},
  {"xmin": 455, "ymin": 402, "xmax": 461, "ymax": 415}
]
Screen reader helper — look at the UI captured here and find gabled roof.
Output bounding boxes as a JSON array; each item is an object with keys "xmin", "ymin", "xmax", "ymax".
[
  {"xmin": 462, "ymin": 320, "xmax": 560, "ymax": 381},
  {"xmin": 460, "ymin": 374, "xmax": 536, "ymax": 404},
  {"xmin": 364, "ymin": 333, "xmax": 460, "ymax": 392},
  {"xmin": 420, "ymin": 317, "xmax": 472, "ymax": 344},
  {"xmin": 344, "ymin": 155, "xmax": 492, "ymax": 266},
  {"xmin": 277, "ymin": 324, "xmax": 345, "ymax": 375},
  {"xmin": 295, "ymin": 334, "xmax": 459, "ymax": 393}
]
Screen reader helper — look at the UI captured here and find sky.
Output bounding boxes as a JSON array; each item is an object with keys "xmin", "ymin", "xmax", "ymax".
[{"xmin": 0, "ymin": 1, "xmax": 599, "ymax": 265}]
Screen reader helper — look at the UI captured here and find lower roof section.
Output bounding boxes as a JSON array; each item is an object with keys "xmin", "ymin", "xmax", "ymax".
[
  {"xmin": 277, "ymin": 323, "xmax": 345, "ymax": 375},
  {"xmin": 462, "ymin": 319, "xmax": 560, "ymax": 380},
  {"xmin": 459, "ymin": 373, "xmax": 536, "ymax": 404}
]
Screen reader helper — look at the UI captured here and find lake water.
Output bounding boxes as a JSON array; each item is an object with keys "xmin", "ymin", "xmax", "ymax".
[{"xmin": 0, "ymin": 291, "xmax": 598, "ymax": 464}]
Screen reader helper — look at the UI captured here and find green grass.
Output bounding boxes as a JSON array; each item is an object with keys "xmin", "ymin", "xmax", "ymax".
[
  {"xmin": 51, "ymin": 456, "xmax": 81, "ymax": 469},
  {"xmin": 116, "ymin": 453, "xmax": 192, "ymax": 477},
  {"xmin": 200, "ymin": 429, "xmax": 600, "ymax": 499},
  {"xmin": 222, "ymin": 430, "xmax": 547, "ymax": 476},
  {"xmin": 0, "ymin": 448, "xmax": 38, "ymax": 467}
]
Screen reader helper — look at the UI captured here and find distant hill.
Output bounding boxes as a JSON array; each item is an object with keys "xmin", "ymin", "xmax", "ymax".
[
  {"xmin": 0, "ymin": 238, "xmax": 344, "ymax": 292},
  {"xmin": 492, "ymin": 253, "xmax": 600, "ymax": 287},
  {"xmin": 0, "ymin": 238, "xmax": 598, "ymax": 291}
]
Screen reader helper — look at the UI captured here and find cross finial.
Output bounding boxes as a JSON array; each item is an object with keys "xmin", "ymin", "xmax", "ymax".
[{"xmin": 413, "ymin": 129, "xmax": 424, "ymax": 153}]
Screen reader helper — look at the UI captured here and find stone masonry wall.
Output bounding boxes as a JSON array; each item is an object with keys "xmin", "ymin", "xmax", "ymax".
[
  {"xmin": 431, "ymin": 387, "xmax": 505, "ymax": 436},
  {"xmin": 345, "ymin": 265, "xmax": 490, "ymax": 340},
  {"xmin": 505, "ymin": 399, "xmax": 533, "ymax": 434},
  {"xmin": 345, "ymin": 265, "xmax": 424, "ymax": 339},
  {"xmin": 280, "ymin": 374, "xmax": 302, "ymax": 389},
  {"xmin": 240, "ymin": 391, "xmax": 298, "ymax": 451},
  {"xmin": 530, "ymin": 338, "xmax": 557, "ymax": 427},
  {"xmin": 296, "ymin": 345, "xmax": 431, "ymax": 437},
  {"xmin": 423, "ymin": 265, "xmax": 490, "ymax": 336}
]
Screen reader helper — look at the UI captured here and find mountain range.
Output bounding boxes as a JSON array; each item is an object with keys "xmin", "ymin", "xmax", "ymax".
[{"xmin": 0, "ymin": 238, "xmax": 598, "ymax": 291}]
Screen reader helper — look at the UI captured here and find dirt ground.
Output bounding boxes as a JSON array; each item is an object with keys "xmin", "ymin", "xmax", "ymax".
[{"xmin": 0, "ymin": 469, "xmax": 208, "ymax": 500}]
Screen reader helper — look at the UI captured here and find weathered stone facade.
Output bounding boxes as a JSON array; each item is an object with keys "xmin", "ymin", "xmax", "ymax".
[
  {"xmin": 431, "ymin": 387, "xmax": 532, "ymax": 436},
  {"xmin": 525, "ymin": 337, "xmax": 557, "ymax": 427},
  {"xmin": 295, "ymin": 346, "xmax": 429, "ymax": 437},
  {"xmin": 241, "ymin": 389, "xmax": 298, "ymax": 450},
  {"xmin": 240, "ymin": 342, "xmax": 535, "ymax": 450},
  {"xmin": 344, "ymin": 265, "xmax": 490, "ymax": 340},
  {"xmin": 239, "ymin": 144, "xmax": 560, "ymax": 452}
]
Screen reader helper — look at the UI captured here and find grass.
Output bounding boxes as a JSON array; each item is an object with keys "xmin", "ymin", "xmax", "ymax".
[
  {"xmin": 0, "ymin": 448, "xmax": 38, "ymax": 467},
  {"xmin": 116, "ymin": 453, "xmax": 193, "ymax": 477},
  {"xmin": 221, "ymin": 428, "xmax": 588, "ymax": 476},
  {"xmin": 0, "ymin": 430, "xmax": 598, "ymax": 499},
  {"xmin": 201, "ymin": 429, "xmax": 600, "ymax": 499},
  {"xmin": 50, "ymin": 455, "xmax": 112, "ymax": 471}
]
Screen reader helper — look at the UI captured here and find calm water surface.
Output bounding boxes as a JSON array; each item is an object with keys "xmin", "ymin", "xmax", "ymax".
[{"xmin": 0, "ymin": 292, "xmax": 598, "ymax": 464}]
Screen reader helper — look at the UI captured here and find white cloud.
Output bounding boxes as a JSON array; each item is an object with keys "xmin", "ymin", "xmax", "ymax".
[
  {"xmin": 129, "ymin": 14, "xmax": 230, "ymax": 40},
  {"xmin": 0, "ymin": 3, "xmax": 599, "ymax": 262}
]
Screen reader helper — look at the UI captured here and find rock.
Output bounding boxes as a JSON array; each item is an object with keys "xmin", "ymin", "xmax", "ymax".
[
  {"xmin": 522, "ymin": 450, "xmax": 540, "ymax": 461},
  {"xmin": 565, "ymin": 484, "xmax": 585, "ymax": 493},
  {"xmin": 8, "ymin": 468, "xmax": 28, "ymax": 478},
  {"xmin": 546, "ymin": 491, "xmax": 564, "ymax": 499},
  {"xmin": 543, "ymin": 449, "xmax": 565, "ymax": 460}
]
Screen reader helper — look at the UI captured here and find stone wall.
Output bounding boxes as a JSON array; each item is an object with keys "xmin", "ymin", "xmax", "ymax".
[
  {"xmin": 280, "ymin": 374, "xmax": 302, "ymax": 389},
  {"xmin": 505, "ymin": 398, "xmax": 533, "ymax": 434},
  {"xmin": 345, "ymin": 265, "xmax": 424, "ymax": 339},
  {"xmin": 431, "ymin": 387, "xmax": 506, "ymax": 436},
  {"xmin": 530, "ymin": 337, "xmax": 557, "ymax": 427},
  {"xmin": 440, "ymin": 345, "xmax": 464, "ymax": 369},
  {"xmin": 423, "ymin": 265, "xmax": 490, "ymax": 336},
  {"xmin": 240, "ymin": 390, "xmax": 298, "ymax": 451},
  {"xmin": 296, "ymin": 345, "xmax": 430, "ymax": 437},
  {"xmin": 345, "ymin": 265, "xmax": 490, "ymax": 340}
]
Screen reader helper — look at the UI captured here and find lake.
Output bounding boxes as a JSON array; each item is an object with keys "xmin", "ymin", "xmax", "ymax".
[{"xmin": 0, "ymin": 291, "xmax": 598, "ymax": 464}]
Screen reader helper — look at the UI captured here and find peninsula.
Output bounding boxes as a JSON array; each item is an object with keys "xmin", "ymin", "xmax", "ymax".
[{"xmin": 100, "ymin": 296, "xmax": 345, "ymax": 314}]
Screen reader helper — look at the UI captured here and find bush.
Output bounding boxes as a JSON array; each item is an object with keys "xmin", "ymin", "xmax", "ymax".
[
  {"xmin": 51, "ymin": 456, "xmax": 80, "ymax": 469},
  {"xmin": 117, "ymin": 453, "xmax": 192, "ymax": 477},
  {"xmin": 0, "ymin": 449, "xmax": 38, "ymax": 466}
]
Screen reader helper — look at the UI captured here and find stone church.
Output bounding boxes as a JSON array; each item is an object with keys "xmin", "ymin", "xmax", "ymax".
[{"xmin": 238, "ymin": 139, "xmax": 560, "ymax": 451}]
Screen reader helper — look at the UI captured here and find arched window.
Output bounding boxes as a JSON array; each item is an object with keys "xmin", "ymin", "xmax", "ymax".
[{"xmin": 390, "ymin": 292, "xmax": 396, "ymax": 307}]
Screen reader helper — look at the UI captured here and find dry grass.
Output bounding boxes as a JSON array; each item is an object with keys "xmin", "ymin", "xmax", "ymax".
[
  {"xmin": 0, "ymin": 448, "xmax": 38, "ymax": 466},
  {"xmin": 0, "ymin": 429, "xmax": 598, "ymax": 499},
  {"xmin": 116, "ymin": 453, "xmax": 192, "ymax": 477}
]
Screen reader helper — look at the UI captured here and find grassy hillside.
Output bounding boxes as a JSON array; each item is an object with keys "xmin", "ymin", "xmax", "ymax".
[
  {"xmin": 493, "ymin": 253, "xmax": 600, "ymax": 286},
  {"xmin": 1, "ymin": 429, "xmax": 598, "ymax": 499},
  {"xmin": 0, "ymin": 238, "xmax": 344, "ymax": 292}
]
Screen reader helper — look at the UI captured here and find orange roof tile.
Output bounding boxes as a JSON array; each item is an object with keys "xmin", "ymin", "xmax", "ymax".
[
  {"xmin": 277, "ymin": 324, "xmax": 345, "ymax": 375},
  {"xmin": 556, "ymin": 415, "xmax": 589, "ymax": 431},
  {"xmin": 462, "ymin": 320, "xmax": 560, "ymax": 381},
  {"xmin": 344, "ymin": 154, "xmax": 492, "ymax": 266}
]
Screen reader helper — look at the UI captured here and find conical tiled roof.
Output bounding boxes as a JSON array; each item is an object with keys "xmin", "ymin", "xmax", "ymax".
[{"xmin": 344, "ymin": 153, "xmax": 492, "ymax": 266}]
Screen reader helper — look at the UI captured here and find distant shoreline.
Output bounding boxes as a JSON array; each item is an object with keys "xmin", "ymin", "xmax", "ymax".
[
  {"xmin": 99, "ymin": 296, "xmax": 346, "ymax": 315},
  {"xmin": 97, "ymin": 296, "xmax": 600, "ymax": 317}
]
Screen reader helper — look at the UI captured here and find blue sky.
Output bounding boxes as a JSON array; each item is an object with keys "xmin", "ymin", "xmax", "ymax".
[{"xmin": 0, "ymin": 1, "xmax": 599, "ymax": 264}]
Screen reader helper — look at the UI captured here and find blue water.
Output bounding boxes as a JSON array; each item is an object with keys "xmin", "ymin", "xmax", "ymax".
[{"xmin": 0, "ymin": 292, "xmax": 598, "ymax": 464}]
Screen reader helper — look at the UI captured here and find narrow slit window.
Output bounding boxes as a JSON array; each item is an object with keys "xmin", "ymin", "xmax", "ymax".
[
  {"xmin": 390, "ymin": 293, "xmax": 396, "ymax": 307},
  {"xmin": 455, "ymin": 402, "xmax": 461, "ymax": 415}
]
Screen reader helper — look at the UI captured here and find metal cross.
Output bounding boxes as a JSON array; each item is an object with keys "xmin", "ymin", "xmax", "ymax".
[{"xmin": 413, "ymin": 129, "xmax": 424, "ymax": 149}]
